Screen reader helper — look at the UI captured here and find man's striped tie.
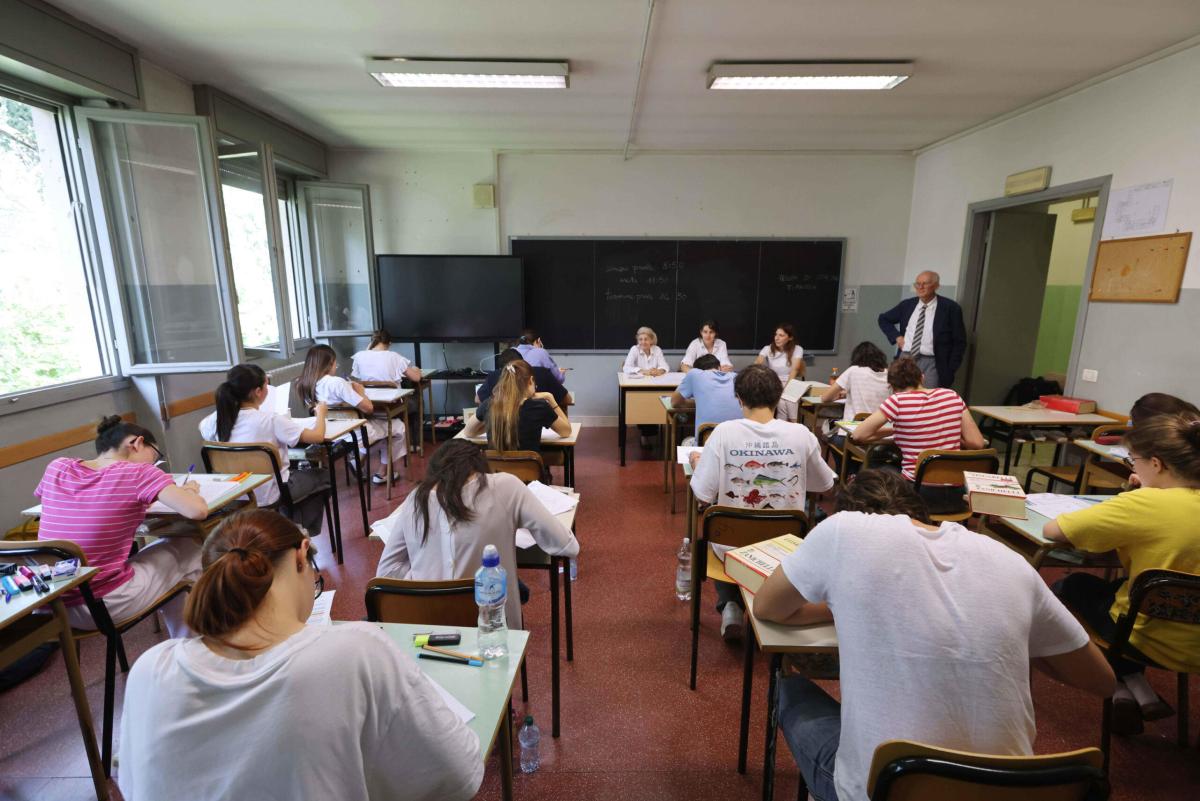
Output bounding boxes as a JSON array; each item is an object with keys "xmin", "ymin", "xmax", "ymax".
[{"xmin": 910, "ymin": 303, "xmax": 927, "ymax": 354}]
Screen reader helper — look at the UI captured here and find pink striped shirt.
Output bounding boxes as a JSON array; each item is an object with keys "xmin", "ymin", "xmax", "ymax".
[
  {"xmin": 35, "ymin": 458, "xmax": 175, "ymax": 604},
  {"xmin": 878, "ymin": 388, "xmax": 967, "ymax": 481}
]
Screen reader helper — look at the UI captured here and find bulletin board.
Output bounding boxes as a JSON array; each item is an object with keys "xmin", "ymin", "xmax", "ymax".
[{"xmin": 1090, "ymin": 231, "xmax": 1191, "ymax": 303}]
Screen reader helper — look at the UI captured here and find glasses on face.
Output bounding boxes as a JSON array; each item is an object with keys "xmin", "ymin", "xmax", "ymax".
[
  {"xmin": 303, "ymin": 545, "xmax": 324, "ymax": 599},
  {"xmin": 913, "ymin": 281, "xmax": 935, "ymax": 288},
  {"xmin": 143, "ymin": 440, "xmax": 164, "ymax": 464}
]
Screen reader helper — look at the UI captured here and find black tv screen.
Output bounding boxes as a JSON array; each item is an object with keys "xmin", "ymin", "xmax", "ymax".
[{"xmin": 376, "ymin": 255, "xmax": 524, "ymax": 341}]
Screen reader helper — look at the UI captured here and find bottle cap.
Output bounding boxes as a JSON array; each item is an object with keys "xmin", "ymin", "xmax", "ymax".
[
  {"xmin": 482, "ymin": 544, "xmax": 500, "ymax": 567},
  {"xmin": 524, "ymin": 715, "xmax": 534, "ymax": 726}
]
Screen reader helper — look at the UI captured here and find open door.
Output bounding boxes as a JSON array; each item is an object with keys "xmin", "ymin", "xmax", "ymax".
[{"xmin": 964, "ymin": 210, "xmax": 1058, "ymax": 405}]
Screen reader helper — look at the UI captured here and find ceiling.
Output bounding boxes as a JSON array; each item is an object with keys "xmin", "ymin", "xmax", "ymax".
[{"xmin": 48, "ymin": 0, "xmax": 1200, "ymax": 152}]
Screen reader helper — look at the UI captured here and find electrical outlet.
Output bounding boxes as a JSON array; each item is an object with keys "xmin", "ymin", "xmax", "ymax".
[{"xmin": 1081, "ymin": 369, "xmax": 1098, "ymax": 383}]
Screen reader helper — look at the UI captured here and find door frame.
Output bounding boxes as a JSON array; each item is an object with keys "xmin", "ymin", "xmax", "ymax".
[{"xmin": 955, "ymin": 175, "xmax": 1112, "ymax": 398}]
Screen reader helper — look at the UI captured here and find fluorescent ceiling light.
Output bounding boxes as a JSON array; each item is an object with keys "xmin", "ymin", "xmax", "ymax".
[
  {"xmin": 367, "ymin": 58, "xmax": 569, "ymax": 89},
  {"xmin": 707, "ymin": 62, "xmax": 911, "ymax": 91}
]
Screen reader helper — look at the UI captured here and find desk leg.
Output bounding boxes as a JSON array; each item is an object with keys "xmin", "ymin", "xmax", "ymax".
[
  {"xmin": 762, "ymin": 653, "xmax": 782, "ymax": 801},
  {"xmin": 354, "ymin": 428, "xmax": 370, "ymax": 533},
  {"xmin": 500, "ymin": 701, "xmax": 515, "ymax": 801},
  {"xmin": 563, "ymin": 553, "xmax": 575, "ymax": 662},
  {"xmin": 427, "ymin": 381, "xmax": 437, "ymax": 446},
  {"xmin": 619, "ymin": 387, "xmax": 627, "ymax": 466},
  {"xmin": 669, "ymin": 415, "xmax": 677, "ymax": 514},
  {"xmin": 738, "ymin": 626, "xmax": 755, "ymax": 774},
  {"xmin": 1001, "ymin": 421, "xmax": 1014, "ymax": 474},
  {"xmin": 550, "ymin": 558, "xmax": 562, "ymax": 738},
  {"xmin": 385, "ymin": 412, "xmax": 395, "ymax": 501},
  {"xmin": 325, "ymin": 443, "xmax": 344, "ymax": 565},
  {"xmin": 53, "ymin": 600, "xmax": 108, "ymax": 801}
]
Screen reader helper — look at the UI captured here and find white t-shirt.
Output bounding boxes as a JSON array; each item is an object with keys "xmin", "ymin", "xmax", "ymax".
[
  {"xmin": 758, "ymin": 344, "xmax": 804, "ymax": 382},
  {"xmin": 198, "ymin": 407, "xmax": 307, "ymax": 506},
  {"xmin": 778, "ymin": 512, "xmax": 1089, "ymax": 801},
  {"xmin": 352, "ymin": 349, "xmax": 412, "ymax": 383},
  {"xmin": 623, "ymin": 345, "xmax": 669, "ymax": 374},
  {"xmin": 681, "ymin": 337, "xmax": 732, "ymax": 369},
  {"xmin": 118, "ymin": 623, "xmax": 483, "ymax": 801},
  {"xmin": 902, "ymin": 297, "xmax": 937, "ymax": 356},
  {"xmin": 835, "ymin": 365, "xmax": 891, "ymax": 418},
  {"xmin": 691, "ymin": 418, "xmax": 835, "ymax": 512},
  {"xmin": 315, "ymin": 374, "xmax": 365, "ymax": 408}
]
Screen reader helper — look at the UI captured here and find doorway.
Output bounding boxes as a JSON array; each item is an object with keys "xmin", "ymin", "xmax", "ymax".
[{"xmin": 957, "ymin": 177, "xmax": 1110, "ymax": 406}]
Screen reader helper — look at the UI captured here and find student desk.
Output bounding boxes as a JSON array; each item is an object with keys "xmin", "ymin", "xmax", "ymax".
[
  {"xmin": 984, "ymin": 495, "xmax": 1118, "ymax": 570},
  {"xmin": 833, "ymin": 420, "xmax": 896, "ymax": 484},
  {"xmin": 23, "ymin": 473, "xmax": 271, "ymax": 525},
  {"xmin": 367, "ymin": 622, "xmax": 530, "ymax": 801},
  {"xmin": 455, "ymin": 422, "xmax": 583, "ymax": 487},
  {"xmin": 617, "ymin": 372, "xmax": 684, "ymax": 466},
  {"xmin": 370, "ymin": 491, "xmax": 577, "ymax": 738},
  {"xmin": 289, "ymin": 417, "xmax": 369, "ymax": 565},
  {"xmin": 969, "ymin": 406, "xmax": 1113, "ymax": 474},
  {"xmin": 0, "ymin": 567, "xmax": 107, "ymax": 800},
  {"xmin": 362, "ymin": 386, "xmax": 416, "ymax": 500},
  {"xmin": 738, "ymin": 586, "xmax": 838, "ymax": 801},
  {"xmin": 798, "ymin": 394, "xmax": 842, "ymax": 431},
  {"xmin": 660, "ymin": 394, "xmax": 695, "ymax": 513}
]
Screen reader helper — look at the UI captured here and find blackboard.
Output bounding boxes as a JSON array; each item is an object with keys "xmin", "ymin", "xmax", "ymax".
[{"xmin": 513, "ymin": 238, "xmax": 845, "ymax": 351}]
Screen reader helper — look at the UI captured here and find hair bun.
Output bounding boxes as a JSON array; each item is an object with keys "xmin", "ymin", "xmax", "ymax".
[
  {"xmin": 1187, "ymin": 418, "xmax": 1200, "ymax": 448},
  {"xmin": 96, "ymin": 415, "xmax": 123, "ymax": 434}
]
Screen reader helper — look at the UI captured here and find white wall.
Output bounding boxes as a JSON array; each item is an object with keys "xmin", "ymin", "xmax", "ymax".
[
  {"xmin": 905, "ymin": 44, "xmax": 1200, "ymax": 411},
  {"xmin": 330, "ymin": 150, "xmax": 916, "ymax": 421}
]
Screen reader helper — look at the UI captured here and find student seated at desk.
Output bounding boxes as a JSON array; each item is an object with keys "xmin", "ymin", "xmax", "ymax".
[
  {"xmin": 199, "ymin": 364, "xmax": 330, "ymax": 538},
  {"xmin": 754, "ymin": 469, "xmax": 1114, "ymax": 801},
  {"xmin": 351, "ymin": 330, "xmax": 423, "ymax": 384},
  {"xmin": 1045, "ymin": 412, "xmax": 1200, "ymax": 735},
  {"xmin": 475, "ymin": 360, "xmax": 571, "ymax": 459},
  {"xmin": 375, "ymin": 441, "xmax": 579, "ymax": 629},
  {"xmin": 35, "ymin": 417, "xmax": 208, "ymax": 638},
  {"xmin": 820, "ymin": 341, "xmax": 891, "ymax": 441},
  {"xmin": 755, "ymin": 323, "xmax": 805, "ymax": 383},
  {"xmin": 119, "ymin": 509, "xmax": 482, "ymax": 801},
  {"xmin": 852, "ymin": 356, "xmax": 985, "ymax": 507},
  {"xmin": 1119, "ymin": 393, "xmax": 1200, "ymax": 487},
  {"xmin": 515, "ymin": 328, "xmax": 566, "ymax": 384},
  {"xmin": 680, "ymin": 320, "xmax": 733, "ymax": 372},
  {"xmin": 623, "ymin": 325, "xmax": 669, "ymax": 376},
  {"xmin": 476, "ymin": 347, "xmax": 569, "ymax": 408},
  {"xmin": 689, "ymin": 364, "xmax": 836, "ymax": 640},
  {"xmin": 297, "ymin": 344, "xmax": 406, "ymax": 485},
  {"xmin": 670, "ymin": 354, "xmax": 741, "ymax": 443}
]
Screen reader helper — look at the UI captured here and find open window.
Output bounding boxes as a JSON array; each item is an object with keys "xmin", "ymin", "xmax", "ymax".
[{"xmin": 296, "ymin": 181, "xmax": 376, "ymax": 337}]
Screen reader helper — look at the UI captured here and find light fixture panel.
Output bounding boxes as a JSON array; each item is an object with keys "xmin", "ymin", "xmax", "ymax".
[
  {"xmin": 367, "ymin": 58, "xmax": 569, "ymax": 89},
  {"xmin": 707, "ymin": 62, "xmax": 912, "ymax": 91}
]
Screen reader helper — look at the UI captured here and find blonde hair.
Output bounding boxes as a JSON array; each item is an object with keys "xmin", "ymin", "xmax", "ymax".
[
  {"xmin": 636, "ymin": 326, "xmax": 658, "ymax": 346},
  {"xmin": 487, "ymin": 359, "xmax": 534, "ymax": 451}
]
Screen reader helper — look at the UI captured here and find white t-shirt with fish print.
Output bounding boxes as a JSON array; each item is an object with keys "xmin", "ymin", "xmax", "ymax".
[{"xmin": 690, "ymin": 418, "xmax": 836, "ymax": 556}]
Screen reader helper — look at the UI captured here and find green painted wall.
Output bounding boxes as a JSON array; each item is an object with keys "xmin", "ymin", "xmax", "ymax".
[{"xmin": 1032, "ymin": 284, "xmax": 1081, "ymax": 378}]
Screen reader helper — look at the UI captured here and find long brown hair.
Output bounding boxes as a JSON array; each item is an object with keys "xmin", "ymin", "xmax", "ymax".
[
  {"xmin": 487, "ymin": 359, "xmax": 534, "ymax": 451},
  {"xmin": 412, "ymin": 440, "xmax": 490, "ymax": 544},
  {"xmin": 185, "ymin": 509, "xmax": 310, "ymax": 644},
  {"xmin": 296, "ymin": 344, "xmax": 337, "ymax": 408},
  {"xmin": 835, "ymin": 468, "xmax": 932, "ymax": 524},
  {"xmin": 769, "ymin": 323, "xmax": 797, "ymax": 363},
  {"xmin": 1125, "ymin": 412, "xmax": 1200, "ymax": 485},
  {"xmin": 214, "ymin": 364, "xmax": 267, "ymax": 442},
  {"xmin": 1130, "ymin": 393, "xmax": 1199, "ymax": 425}
]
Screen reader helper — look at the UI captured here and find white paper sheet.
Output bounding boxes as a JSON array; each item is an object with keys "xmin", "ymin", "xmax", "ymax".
[
  {"xmin": 677, "ymin": 446, "xmax": 703, "ymax": 465},
  {"xmin": 267, "ymin": 382, "xmax": 291, "ymax": 415},
  {"xmin": 426, "ymin": 674, "xmax": 476, "ymax": 724},
  {"xmin": 526, "ymin": 480, "xmax": 579, "ymax": 516},
  {"xmin": 1108, "ymin": 446, "xmax": 1130, "ymax": 460},
  {"xmin": 148, "ymin": 476, "xmax": 241, "ymax": 513},
  {"xmin": 1103, "ymin": 179, "xmax": 1172, "ymax": 238},
  {"xmin": 1025, "ymin": 494, "xmax": 1103, "ymax": 519},
  {"xmin": 306, "ymin": 590, "xmax": 335, "ymax": 625},
  {"xmin": 364, "ymin": 387, "xmax": 406, "ymax": 402}
]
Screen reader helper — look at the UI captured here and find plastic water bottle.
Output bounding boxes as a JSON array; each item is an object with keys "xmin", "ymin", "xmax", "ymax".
[
  {"xmin": 518, "ymin": 715, "xmax": 541, "ymax": 773},
  {"xmin": 474, "ymin": 545, "xmax": 508, "ymax": 659},
  {"xmin": 675, "ymin": 538, "xmax": 693, "ymax": 601},
  {"xmin": 569, "ymin": 557, "xmax": 578, "ymax": 581}
]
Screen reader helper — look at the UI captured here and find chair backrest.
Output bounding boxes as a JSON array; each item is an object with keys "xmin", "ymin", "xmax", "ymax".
[
  {"xmin": 364, "ymin": 577, "xmax": 478, "ymax": 626},
  {"xmin": 701, "ymin": 505, "xmax": 809, "ymax": 549},
  {"xmin": 1091, "ymin": 423, "xmax": 1126, "ymax": 440},
  {"xmin": 201, "ymin": 441, "xmax": 288, "ymax": 504},
  {"xmin": 0, "ymin": 538, "xmax": 87, "ymax": 566},
  {"xmin": 1112, "ymin": 568, "xmax": 1200, "ymax": 651},
  {"xmin": 485, "ymin": 450, "xmax": 545, "ymax": 484},
  {"xmin": 912, "ymin": 449, "xmax": 999, "ymax": 489},
  {"xmin": 868, "ymin": 740, "xmax": 1106, "ymax": 801},
  {"xmin": 355, "ymin": 378, "xmax": 398, "ymax": 388},
  {"xmin": 697, "ymin": 422, "xmax": 718, "ymax": 446}
]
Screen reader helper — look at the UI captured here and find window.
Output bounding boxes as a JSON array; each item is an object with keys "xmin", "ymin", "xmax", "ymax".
[
  {"xmin": 297, "ymin": 181, "xmax": 376, "ymax": 336},
  {"xmin": 218, "ymin": 149, "xmax": 281, "ymax": 351},
  {"xmin": 0, "ymin": 93, "xmax": 107, "ymax": 395},
  {"xmin": 277, "ymin": 180, "xmax": 310, "ymax": 343}
]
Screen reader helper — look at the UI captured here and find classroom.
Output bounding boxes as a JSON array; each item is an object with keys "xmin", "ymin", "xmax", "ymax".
[{"xmin": 2, "ymin": 1, "xmax": 1200, "ymax": 799}]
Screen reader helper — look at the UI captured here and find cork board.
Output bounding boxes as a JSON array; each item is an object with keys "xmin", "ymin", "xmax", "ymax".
[{"xmin": 1090, "ymin": 232, "xmax": 1190, "ymax": 302}]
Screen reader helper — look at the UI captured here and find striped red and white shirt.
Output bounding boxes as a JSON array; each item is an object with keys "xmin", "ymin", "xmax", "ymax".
[
  {"xmin": 878, "ymin": 388, "xmax": 967, "ymax": 480},
  {"xmin": 35, "ymin": 458, "xmax": 175, "ymax": 604}
]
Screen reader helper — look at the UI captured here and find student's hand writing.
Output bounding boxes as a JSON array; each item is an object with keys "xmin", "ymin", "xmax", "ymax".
[{"xmin": 183, "ymin": 481, "xmax": 201, "ymax": 494}]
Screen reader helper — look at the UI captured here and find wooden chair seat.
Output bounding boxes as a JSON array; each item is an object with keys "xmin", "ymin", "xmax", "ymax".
[{"xmin": 364, "ymin": 577, "xmax": 477, "ymax": 626}]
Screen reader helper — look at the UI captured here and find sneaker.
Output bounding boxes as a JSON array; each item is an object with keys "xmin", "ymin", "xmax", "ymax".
[
  {"xmin": 372, "ymin": 471, "xmax": 401, "ymax": 485},
  {"xmin": 720, "ymin": 605, "xmax": 744, "ymax": 642}
]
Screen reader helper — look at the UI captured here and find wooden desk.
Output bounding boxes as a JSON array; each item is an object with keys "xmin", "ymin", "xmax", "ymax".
[
  {"xmin": 291, "ymin": 417, "xmax": 368, "ymax": 565},
  {"xmin": 363, "ymin": 386, "xmax": 416, "ymax": 501},
  {"xmin": 661, "ymin": 395, "xmax": 695, "ymax": 513},
  {"xmin": 455, "ymin": 422, "xmax": 583, "ymax": 487},
  {"xmin": 0, "ymin": 567, "xmax": 107, "ymax": 800},
  {"xmin": 368, "ymin": 622, "xmax": 529, "ymax": 801},
  {"xmin": 739, "ymin": 586, "xmax": 838, "ymax": 801},
  {"xmin": 23, "ymin": 473, "xmax": 270, "ymax": 521},
  {"xmin": 371, "ymin": 491, "xmax": 577, "ymax": 738},
  {"xmin": 970, "ymin": 406, "xmax": 1114, "ymax": 474},
  {"xmin": 984, "ymin": 495, "xmax": 1117, "ymax": 570},
  {"xmin": 617, "ymin": 372, "xmax": 684, "ymax": 466}
]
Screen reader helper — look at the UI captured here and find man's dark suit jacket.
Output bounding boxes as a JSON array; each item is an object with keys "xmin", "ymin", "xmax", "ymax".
[{"xmin": 876, "ymin": 294, "xmax": 967, "ymax": 387}]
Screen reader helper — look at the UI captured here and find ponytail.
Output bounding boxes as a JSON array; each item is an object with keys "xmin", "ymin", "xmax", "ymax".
[
  {"xmin": 215, "ymin": 364, "xmax": 267, "ymax": 442},
  {"xmin": 185, "ymin": 509, "xmax": 309, "ymax": 644},
  {"xmin": 296, "ymin": 344, "xmax": 337, "ymax": 408},
  {"xmin": 487, "ymin": 359, "xmax": 533, "ymax": 452},
  {"xmin": 1124, "ymin": 412, "xmax": 1200, "ymax": 484},
  {"xmin": 94, "ymin": 415, "xmax": 158, "ymax": 456},
  {"xmin": 368, "ymin": 330, "xmax": 392, "ymax": 349}
]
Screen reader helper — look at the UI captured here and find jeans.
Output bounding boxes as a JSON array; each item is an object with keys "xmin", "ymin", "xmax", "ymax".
[
  {"xmin": 778, "ymin": 676, "xmax": 842, "ymax": 801},
  {"xmin": 715, "ymin": 580, "xmax": 742, "ymax": 612}
]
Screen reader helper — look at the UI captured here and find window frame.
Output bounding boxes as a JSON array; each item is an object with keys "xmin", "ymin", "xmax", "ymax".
[
  {"xmin": 0, "ymin": 81, "xmax": 127, "ymax": 416},
  {"xmin": 295, "ymin": 180, "xmax": 378, "ymax": 338}
]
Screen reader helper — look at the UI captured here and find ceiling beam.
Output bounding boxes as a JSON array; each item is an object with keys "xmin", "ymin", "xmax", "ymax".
[{"xmin": 623, "ymin": 0, "xmax": 657, "ymax": 161}]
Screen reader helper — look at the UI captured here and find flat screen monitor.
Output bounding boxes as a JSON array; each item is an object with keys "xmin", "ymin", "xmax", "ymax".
[{"xmin": 376, "ymin": 255, "xmax": 524, "ymax": 341}]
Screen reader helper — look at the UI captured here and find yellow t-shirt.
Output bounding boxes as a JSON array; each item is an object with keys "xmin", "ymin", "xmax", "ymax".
[{"xmin": 1058, "ymin": 487, "xmax": 1200, "ymax": 672}]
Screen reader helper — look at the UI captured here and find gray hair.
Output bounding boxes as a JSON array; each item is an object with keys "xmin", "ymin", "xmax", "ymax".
[
  {"xmin": 636, "ymin": 326, "xmax": 658, "ymax": 346},
  {"xmin": 916, "ymin": 270, "xmax": 941, "ymax": 285}
]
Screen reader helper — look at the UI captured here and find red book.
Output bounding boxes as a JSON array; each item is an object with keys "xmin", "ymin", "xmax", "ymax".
[{"xmin": 1039, "ymin": 395, "xmax": 1097, "ymax": 414}]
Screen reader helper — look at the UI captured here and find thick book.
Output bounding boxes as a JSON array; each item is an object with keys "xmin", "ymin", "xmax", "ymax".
[
  {"xmin": 963, "ymin": 471, "xmax": 1027, "ymax": 519},
  {"xmin": 780, "ymin": 380, "xmax": 811, "ymax": 404},
  {"xmin": 1038, "ymin": 395, "xmax": 1097, "ymax": 414},
  {"xmin": 723, "ymin": 534, "xmax": 803, "ymax": 594}
]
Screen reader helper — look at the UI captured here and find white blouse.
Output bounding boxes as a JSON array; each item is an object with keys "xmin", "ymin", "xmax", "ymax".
[
  {"xmin": 352, "ymin": 349, "xmax": 412, "ymax": 383},
  {"xmin": 758, "ymin": 344, "xmax": 804, "ymax": 381},
  {"xmin": 681, "ymin": 337, "xmax": 731, "ymax": 369},
  {"xmin": 623, "ymin": 345, "xmax": 669, "ymax": 374}
]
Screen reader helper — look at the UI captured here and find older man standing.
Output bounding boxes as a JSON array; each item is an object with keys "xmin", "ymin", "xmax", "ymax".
[{"xmin": 876, "ymin": 271, "xmax": 967, "ymax": 389}]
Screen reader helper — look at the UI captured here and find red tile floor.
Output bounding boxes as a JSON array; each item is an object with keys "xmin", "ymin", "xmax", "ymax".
[{"xmin": 2, "ymin": 428, "xmax": 1198, "ymax": 800}]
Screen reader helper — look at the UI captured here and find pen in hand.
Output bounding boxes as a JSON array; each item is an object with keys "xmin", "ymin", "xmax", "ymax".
[{"xmin": 179, "ymin": 464, "xmax": 195, "ymax": 487}]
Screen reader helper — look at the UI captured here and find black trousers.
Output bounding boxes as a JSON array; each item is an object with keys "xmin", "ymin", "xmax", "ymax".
[{"xmin": 1053, "ymin": 572, "xmax": 1150, "ymax": 677}]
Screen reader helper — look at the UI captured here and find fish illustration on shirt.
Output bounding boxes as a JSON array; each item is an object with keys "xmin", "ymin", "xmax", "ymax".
[
  {"xmin": 743, "ymin": 489, "xmax": 766, "ymax": 506},
  {"xmin": 752, "ymin": 474, "xmax": 784, "ymax": 487},
  {"xmin": 743, "ymin": 460, "xmax": 765, "ymax": 469}
]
